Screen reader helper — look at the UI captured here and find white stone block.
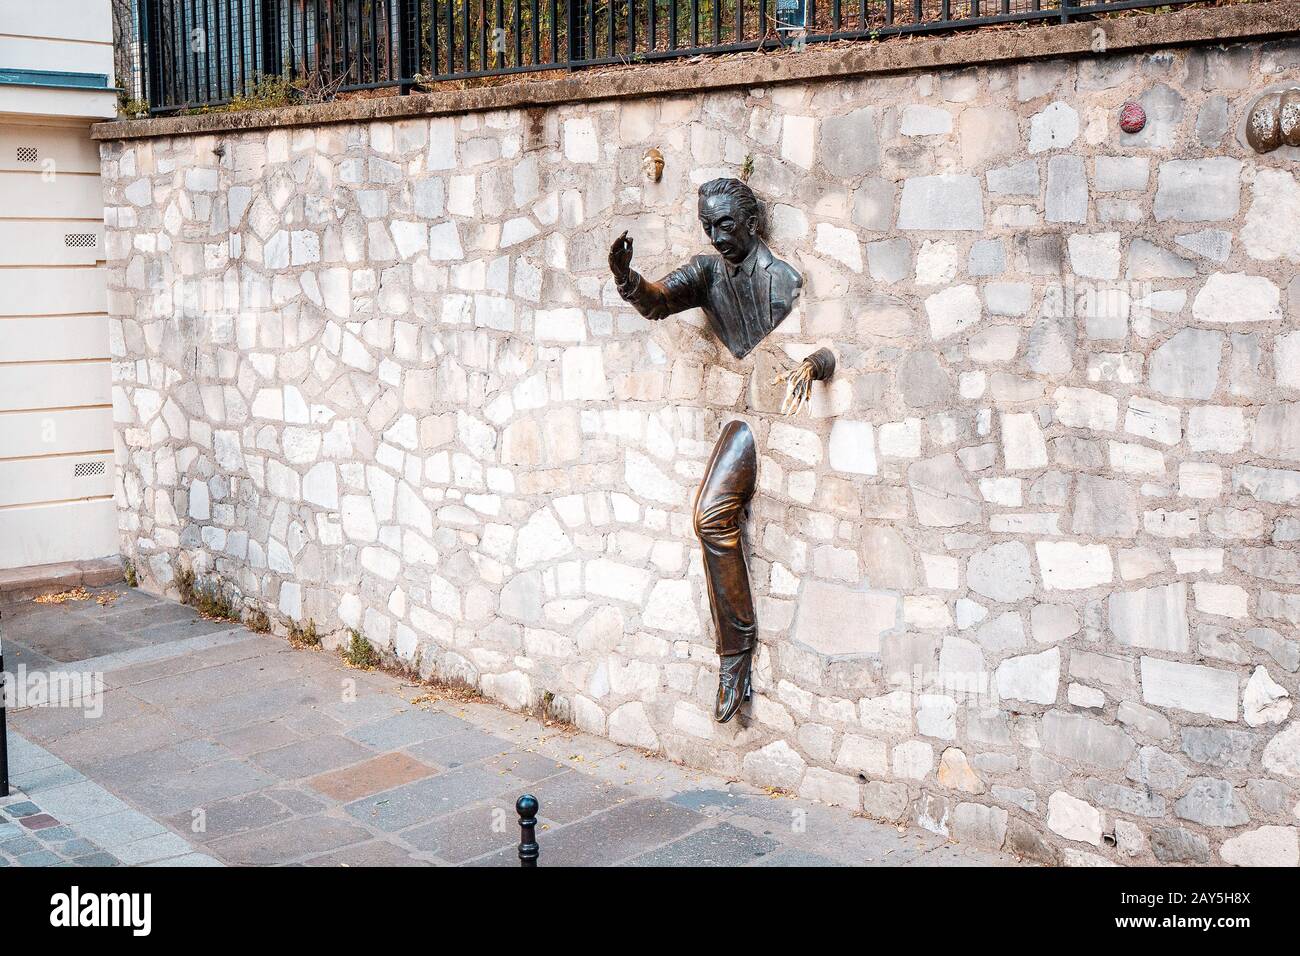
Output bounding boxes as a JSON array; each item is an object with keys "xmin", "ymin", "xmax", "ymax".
[
  {"xmin": 1140, "ymin": 656, "xmax": 1238, "ymax": 721},
  {"xmin": 828, "ymin": 420, "xmax": 876, "ymax": 475}
]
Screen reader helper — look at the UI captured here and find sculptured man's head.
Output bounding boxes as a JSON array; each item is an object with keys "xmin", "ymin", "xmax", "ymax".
[{"xmin": 698, "ymin": 178, "xmax": 762, "ymax": 266}]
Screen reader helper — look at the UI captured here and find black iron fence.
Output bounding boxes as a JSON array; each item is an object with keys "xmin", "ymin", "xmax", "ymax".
[{"xmin": 129, "ymin": 0, "xmax": 1204, "ymax": 114}]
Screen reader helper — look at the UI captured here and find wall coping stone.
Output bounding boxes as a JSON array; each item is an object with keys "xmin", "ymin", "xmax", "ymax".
[{"xmin": 92, "ymin": 1, "xmax": 1300, "ymax": 143}]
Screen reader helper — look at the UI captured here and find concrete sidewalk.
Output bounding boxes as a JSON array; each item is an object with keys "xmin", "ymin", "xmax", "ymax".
[{"xmin": 1, "ymin": 586, "xmax": 1017, "ymax": 867}]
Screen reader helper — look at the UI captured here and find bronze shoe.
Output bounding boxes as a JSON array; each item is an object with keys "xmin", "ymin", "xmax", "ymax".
[{"xmin": 715, "ymin": 650, "xmax": 753, "ymax": 723}]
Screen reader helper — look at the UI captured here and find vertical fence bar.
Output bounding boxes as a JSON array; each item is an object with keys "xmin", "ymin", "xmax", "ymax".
[
  {"xmin": 235, "ymin": 0, "xmax": 244, "ymax": 99},
  {"xmin": 712, "ymin": 0, "xmax": 719, "ymax": 44},
  {"xmin": 669, "ymin": 0, "xmax": 677, "ymax": 49},
  {"xmin": 550, "ymin": 0, "xmax": 558, "ymax": 62},
  {"xmin": 203, "ymin": 0, "xmax": 213, "ymax": 103},
  {"xmin": 400, "ymin": 0, "xmax": 413, "ymax": 90},
  {"xmin": 430, "ymin": 0, "xmax": 439, "ymax": 76},
  {"xmin": 451, "ymin": 0, "xmax": 457, "ymax": 74},
  {"xmin": 342, "ymin": 0, "xmax": 351, "ymax": 84},
  {"xmin": 516, "ymin": 0, "xmax": 524, "ymax": 66},
  {"xmin": 227, "ymin": 0, "xmax": 237, "ymax": 101},
  {"xmin": 288, "ymin": 0, "xmax": 298, "ymax": 81},
  {"xmin": 689, "ymin": 0, "xmax": 697, "ymax": 47},
  {"xmin": 174, "ymin": 0, "xmax": 182, "ymax": 106},
  {"xmin": 172, "ymin": 0, "xmax": 183, "ymax": 106},
  {"xmin": 139, "ymin": 0, "xmax": 157, "ymax": 110},
  {"xmin": 301, "ymin": 0, "xmax": 310, "ymax": 84},
  {"xmin": 495, "ymin": 0, "xmax": 505, "ymax": 68},
  {"xmin": 179, "ymin": 0, "xmax": 189, "ymax": 106},
  {"xmin": 371, "ymin": 0, "xmax": 380, "ymax": 84},
  {"xmin": 531, "ymin": 0, "xmax": 539, "ymax": 64}
]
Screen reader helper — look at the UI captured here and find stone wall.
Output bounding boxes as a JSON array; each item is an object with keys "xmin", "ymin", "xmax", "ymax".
[{"xmin": 100, "ymin": 35, "xmax": 1300, "ymax": 866}]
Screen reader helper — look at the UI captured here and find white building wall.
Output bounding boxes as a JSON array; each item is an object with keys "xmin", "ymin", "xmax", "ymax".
[{"xmin": 0, "ymin": 1, "xmax": 119, "ymax": 569}]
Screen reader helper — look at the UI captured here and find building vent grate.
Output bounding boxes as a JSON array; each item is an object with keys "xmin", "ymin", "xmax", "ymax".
[
  {"xmin": 73, "ymin": 460, "xmax": 106, "ymax": 478},
  {"xmin": 64, "ymin": 233, "xmax": 97, "ymax": 248},
  {"xmin": 16, "ymin": 146, "xmax": 38, "ymax": 163}
]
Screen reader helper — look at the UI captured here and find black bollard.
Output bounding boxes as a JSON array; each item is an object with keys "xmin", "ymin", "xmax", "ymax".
[
  {"xmin": 516, "ymin": 794, "xmax": 539, "ymax": 867},
  {"xmin": 1, "ymin": 617, "xmax": 9, "ymax": 797}
]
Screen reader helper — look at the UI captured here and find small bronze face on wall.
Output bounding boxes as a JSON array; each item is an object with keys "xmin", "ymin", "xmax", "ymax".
[{"xmin": 642, "ymin": 148, "xmax": 664, "ymax": 183}]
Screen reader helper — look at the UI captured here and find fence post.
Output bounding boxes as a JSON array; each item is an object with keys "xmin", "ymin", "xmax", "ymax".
[
  {"xmin": 1060, "ymin": 0, "xmax": 1073, "ymax": 24},
  {"xmin": 136, "ymin": 0, "xmax": 157, "ymax": 112},
  {"xmin": 566, "ymin": 0, "xmax": 584, "ymax": 66},
  {"xmin": 516, "ymin": 794, "xmax": 539, "ymax": 866},
  {"xmin": 260, "ymin": 0, "xmax": 280, "ymax": 79},
  {"xmin": 398, "ymin": 0, "xmax": 413, "ymax": 93}
]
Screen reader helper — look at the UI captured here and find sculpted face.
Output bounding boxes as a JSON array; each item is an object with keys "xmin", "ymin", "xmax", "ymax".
[{"xmin": 698, "ymin": 193, "xmax": 758, "ymax": 265}]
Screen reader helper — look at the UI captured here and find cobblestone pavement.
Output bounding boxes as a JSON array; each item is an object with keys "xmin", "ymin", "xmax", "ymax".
[{"xmin": 1, "ymin": 587, "xmax": 1019, "ymax": 867}]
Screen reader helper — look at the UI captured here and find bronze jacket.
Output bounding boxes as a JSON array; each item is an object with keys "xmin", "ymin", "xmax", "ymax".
[{"xmin": 614, "ymin": 240, "xmax": 804, "ymax": 361}]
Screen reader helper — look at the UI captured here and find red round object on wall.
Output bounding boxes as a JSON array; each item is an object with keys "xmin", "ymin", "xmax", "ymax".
[{"xmin": 1120, "ymin": 101, "xmax": 1146, "ymax": 134}]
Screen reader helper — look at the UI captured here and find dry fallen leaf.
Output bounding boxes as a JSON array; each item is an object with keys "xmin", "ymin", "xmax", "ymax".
[{"xmin": 35, "ymin": 586, "xmax": 92, "ymax": 605}]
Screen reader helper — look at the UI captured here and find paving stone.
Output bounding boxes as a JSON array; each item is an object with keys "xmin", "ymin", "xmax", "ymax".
[
  {"xmin": 166, "ymin": 792, "xmax": 296, "ymax": 843},
  {"xmin": 519, "ymin": 770, "xmax": 628, "ymax": 824},
  {"xmin": 250, "ymin": 736, "xmax": 376, "ymax": 780},
  {"xmin": 30, "ymin": 781, "xmax": 132, "ymax": 824},
  {"xmin": 303, "ymin": 841, "xmax": 431, "ymax": 867},
  {"xmin": 212, "ymin": 721, "xmax": 305, "ymax": 756},
  {"xmin": 308, "ymin": 752, "xmax": 437, "ymax": 802},
  {"xmin": 74, "ymin": 809, "xmax": 167, "ymax": 850},
  {"xmin": 750, "ymin": 848, "xmax": 845, "ymax": 867},
  {"xmin": 505, "ymin": 798, "xmax": 703, "ymax": 867},
  {"xmin": 207, "ymin": 815, "xmax": 373, "ymax": 865},
  {"xmin": 120, "ymin": 759, "xmax": 279, "ymax": 816},
  {"xmin": 476, "ymin": 750, "xmax": 570, "ymax": 785},
  {"xmin": 344, "ymin": 765, "xmax": 510, "ymax": 831},
  {"xmin": 344, "ymin": 709, "xmax": 471, "ymax": 750},
  {"xmin": 18, "ymin": 813, "xmax": 60, "ymax": 831},
  {"xmin": 400, "ymin": 799, "xmax": 521, "ymax": 863},
  {"xmin": 115, "ymin": 831, "xmax": 197, "ymax": 864},
  {"xmin": 404, "ymin": 729, "xmax": 512, "ymax": 768},
  {"xmin": 626, "ymin": 822, "xmax": 779, "ymax": 867},
  {"xmin": 15, "ymin": 849, "xmax": 62, "ymax": 867}
]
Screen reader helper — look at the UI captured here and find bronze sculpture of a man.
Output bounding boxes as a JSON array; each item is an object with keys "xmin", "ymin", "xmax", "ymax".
[{"xmin": 609, "ymin": 178, "xmax": 836, "ymax": 723}]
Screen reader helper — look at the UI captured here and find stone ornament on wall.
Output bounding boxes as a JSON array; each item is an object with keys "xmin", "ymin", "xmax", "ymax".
[
  {"xmin": 1246, "ymin": 88, "xmax": 1300, "ymax": 153},
  {"xmin": 610, "ymin": 177, "xmax": 836, "ymax": 722}
]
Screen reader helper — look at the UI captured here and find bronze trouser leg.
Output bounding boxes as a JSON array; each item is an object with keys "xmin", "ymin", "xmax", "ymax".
[{"xmin": 693, "ymin": 420, "xmax": 758, "ymax": 657}]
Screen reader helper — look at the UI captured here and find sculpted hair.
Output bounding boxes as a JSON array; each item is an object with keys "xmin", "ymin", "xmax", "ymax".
[{"xmin": 698, "ymin": 177, "xmax": 767, "ymax": 238}]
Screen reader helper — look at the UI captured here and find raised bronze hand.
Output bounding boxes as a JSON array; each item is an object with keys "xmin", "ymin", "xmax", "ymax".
[
  {"xmin": 773, "ymin": 358, "xmax": 817, "ymax": 417},
  {"xmin": 608, "ymin": 230, "xmax": 634, "ymax": 282}
]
